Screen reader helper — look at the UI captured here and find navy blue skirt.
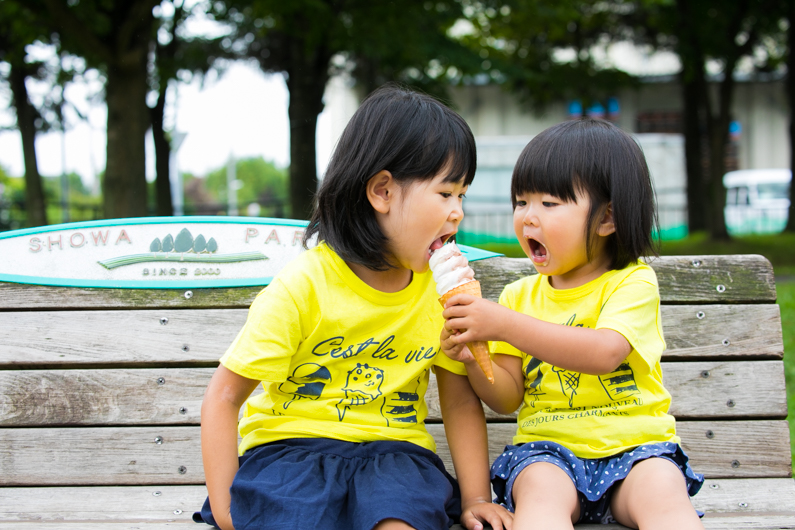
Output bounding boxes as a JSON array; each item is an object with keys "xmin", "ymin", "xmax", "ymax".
[
  {"xmin": 194, "ymin": 438, "xmax": 462, "ymax": 530},
  {"xmin": 491, "ymin": 441, "xmax": 704, "ymax": 524}
]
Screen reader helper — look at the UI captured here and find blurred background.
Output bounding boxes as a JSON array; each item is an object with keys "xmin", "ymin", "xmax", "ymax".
[{"xmin": 0, "ymin": 0, "xmax": 792, "ymax": 239}]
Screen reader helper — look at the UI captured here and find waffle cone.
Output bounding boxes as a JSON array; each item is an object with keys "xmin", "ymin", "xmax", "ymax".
[{"xmin": 438, "ymin": 280, "xmax": 494, "ymax": 384}]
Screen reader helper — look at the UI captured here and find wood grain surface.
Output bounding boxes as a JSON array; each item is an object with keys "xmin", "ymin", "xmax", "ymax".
[
  {"xmin": 0, "ymin": 421, "xmax": 790, "ymax": 486},
  {"xmin": 0, "ymin": 360, "xmax": 786, "ymax": 427}
]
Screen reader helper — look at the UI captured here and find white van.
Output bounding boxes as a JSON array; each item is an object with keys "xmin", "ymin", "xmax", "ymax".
[{"xmin": 723, "ymin": 169, "xmax": 791, "ymax": 235}]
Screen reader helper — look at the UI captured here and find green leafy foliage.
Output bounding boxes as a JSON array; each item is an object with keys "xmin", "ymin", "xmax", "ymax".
[
  {"xmin": 460, "ymin": 0, "xmax": 640, "ymax": 111},
  {"xmin": 199, "ymin": 157, "xmax": 288, "ymax": 213}
]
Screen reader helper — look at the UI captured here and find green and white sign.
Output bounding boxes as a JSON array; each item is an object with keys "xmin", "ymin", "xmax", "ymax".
[{"xmin": 0, "ymin": 216, "xmax": 501, "ymax": 289}]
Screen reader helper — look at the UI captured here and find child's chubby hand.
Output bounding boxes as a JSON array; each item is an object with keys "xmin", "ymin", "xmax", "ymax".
[
  {"xmin": 461, "ymin": 498, "xmax": 513, "ymax": 530},
  {"xmin": 440, "ymin": 326, "xmax": 471, "ymax": 362},
  {"xmin": 441, "ymin": 294, "xmax": 509, "ymax": 344}
]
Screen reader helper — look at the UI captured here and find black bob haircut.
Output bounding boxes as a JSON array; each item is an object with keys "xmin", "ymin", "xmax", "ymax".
[
  {"xmin": 511, "ymin": 117, "xmax": 658, "ymax": 270},
  {"xmin": 304, "ymin": 83, "xmax": 477, "ymax": 271}
]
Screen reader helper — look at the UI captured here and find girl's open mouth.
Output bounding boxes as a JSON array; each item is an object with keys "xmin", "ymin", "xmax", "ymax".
[
  {"xmin": 428, "ymin": 233, "xmax": 453, "ymax": 256},
  {"xmin": 527, "ymin": 238, "xmax": 549, "ymax": 266}
]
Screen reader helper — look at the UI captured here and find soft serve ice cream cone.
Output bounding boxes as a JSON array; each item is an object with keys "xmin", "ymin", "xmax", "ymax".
[{"xmin": 430, "ymin": 242, "xmax": 494, "ymax": 383}]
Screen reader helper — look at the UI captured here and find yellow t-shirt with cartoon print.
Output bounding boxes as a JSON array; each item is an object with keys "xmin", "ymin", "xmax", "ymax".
[
  {"xmin": 220, "ymin": 243, "xmax": 466, "ymax": 455},
  {"xmin": 492, "ymin": 262, "xmax": 678, "ymax": 459}
]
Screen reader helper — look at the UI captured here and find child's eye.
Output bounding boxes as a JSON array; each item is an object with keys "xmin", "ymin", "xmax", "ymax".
[
  {"xmin": 542, "ymin": 201, "xmax": 557, "ymax": 207},
  {"xmin": 458, "ymin": 193, "xmax": 466, "ymax": 200},
  {"xmin": 515, "ymin": 200, "xmax": 527, "ymax": 207},
  {"xmin": 440, "ymin": 192, "xmax": 452, "ymax": 198}
]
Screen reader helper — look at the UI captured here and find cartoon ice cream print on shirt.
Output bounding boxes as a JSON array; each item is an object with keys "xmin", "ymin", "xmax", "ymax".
[
  {"xmin": 384, "ymin": 374, "xmax": 422, "ymax": 424},
  {"xmin": 599, "ymin": 362, "xmax": 641, "ymax": 402},
  {"xmin": 336, "ymin": 363, "xmax": 385, "ymax": 421},
  {"xmin": 279, "ymin": 363, "xmax": 332, "ymax": 409},
  {"xmin": 524, "ymin": 357, "xmax": 546, "ymax": 407},
  {"xmin": 552, "ymin": 366, "xmax": 581, "ymax": 408}
]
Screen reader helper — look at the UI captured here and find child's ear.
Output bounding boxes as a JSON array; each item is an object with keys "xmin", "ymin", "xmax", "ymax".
[
  {"xmin": 597, "ymin": 203, "xmax": 616, "ymax": 236},
  {"xmin": 366, "ymin": 170, "xmax": 395, "ymax": 214}
]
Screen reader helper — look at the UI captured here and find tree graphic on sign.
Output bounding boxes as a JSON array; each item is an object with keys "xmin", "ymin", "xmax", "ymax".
[{"xmin": 98, "ymin": 228, "xmax": 266, "ymax": 270}]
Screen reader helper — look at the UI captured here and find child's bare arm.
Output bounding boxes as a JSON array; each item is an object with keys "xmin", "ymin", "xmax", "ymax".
[
  {"xmin": 436, "ymin": 368, "xmax": 513, "ymax": 530},
  {"xmin": 443, "ymin": 294, "xmax": 631, "ymax": 375},
  {"xmin": 440, "ymin": 327, "xmax": 524, "ymax": 414},
  {"xmin": 201, "ymin": 365, "xmax": 260, "ymax": 530}
]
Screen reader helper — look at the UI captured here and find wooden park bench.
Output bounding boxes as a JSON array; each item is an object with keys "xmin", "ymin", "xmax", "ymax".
[{"xmin": 0, "ymin": 218, "xmax": 793, "ymax": 529}]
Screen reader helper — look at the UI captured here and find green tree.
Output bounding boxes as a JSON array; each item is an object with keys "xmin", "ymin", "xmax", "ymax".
[
  {"xmin": 0, "ymin": 0, "xmax": 50, "ymax": 227},
  {"xmin": 627, "ymin": 0, "xmax": 788, "ymax": 239},
  {"xmin": 211, "ymin": 0, "xmax": 486, "ymax": 220},
  {"xmin": 463, "ymin": 0, "xmax": 638, "ymax": 112},
  {"xmin": 205, "ymin": 156, "xmax": 287, "ymax": 213},
  {"xmin": 149, "ymin": 1, "xmax": 229, "ymax": 217},
  {"xmin": 38, "ymin": 0, "xmax": 159, "ymax": 219}
]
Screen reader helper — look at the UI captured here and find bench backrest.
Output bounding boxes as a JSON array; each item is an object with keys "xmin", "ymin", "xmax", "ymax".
[{"xmin": 0, "ymin": 254, "xmax": 789, "ymax": 493}]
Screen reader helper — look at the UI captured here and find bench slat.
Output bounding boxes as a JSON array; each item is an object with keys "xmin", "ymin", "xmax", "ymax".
[
  {"xmin": 427, "ymin": 360, "xmax": 787, "ymax": 421},
  {"xmin": 0, "ymin": 361, "xmax": 786, "ymax": 427},
  {"xmin": 0, "ymin": 309, "xmax": 246, "ymax": 368},
  {"xmin": 1, "ymin": 478, "xmax": 793, "ymax": 525},
  {"xmin": 661, "ymin": 305, "xmax": 782, "ymax": 360},
  {"xmin": 430, "ymin": 421, "xmax": 792, "ymax": 480},
  {"xmin": 0, "ymin": 485, "xmax": 205, "ymax": 523},
  {"xmin": 0, "ymin": 255, "xmax": 776, "ymax": 311},
  {"xmin": 0, "ymin": 421, "xmax": 789, "ymax": 486},
  {"xmin": 472, "ymin": 255, "xmax": 776, "ymax": 303},
  {"xmin": 0, "ymin": 304, "xmax": 782, "ymax": 369},
  {"xmin": 0, "ymin": 283, "xmax": 261, "ymax": 311}
]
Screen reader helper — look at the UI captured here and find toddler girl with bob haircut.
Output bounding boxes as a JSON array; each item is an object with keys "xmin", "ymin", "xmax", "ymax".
[
  {"xmin": 196, "ymin": 84, "xmax": 512, "ymax": 530},
  {"xmin": 440, "ymin": 118, "xmax": 704, "ymax": 529}
]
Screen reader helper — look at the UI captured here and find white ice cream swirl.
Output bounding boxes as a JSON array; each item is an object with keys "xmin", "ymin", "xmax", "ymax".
[{"xmin": 429, "ymin": 242, "xmax": 475, "ymax": 296}]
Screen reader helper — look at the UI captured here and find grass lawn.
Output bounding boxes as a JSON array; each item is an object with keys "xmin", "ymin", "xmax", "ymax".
[{"xmin": 477, "ymin": 232, "xmax": 795, "ymax": 472}]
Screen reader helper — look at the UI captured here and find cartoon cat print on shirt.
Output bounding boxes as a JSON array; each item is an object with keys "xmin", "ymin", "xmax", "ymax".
[{"xmin": 336, "ymin": 363, "xmax": 385, "ymax": 421}]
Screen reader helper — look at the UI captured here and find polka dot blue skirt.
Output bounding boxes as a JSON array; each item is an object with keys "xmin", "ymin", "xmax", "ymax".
[{"xmin": 491, "ymin": 441, "xmax": 704, "ymax": 524}]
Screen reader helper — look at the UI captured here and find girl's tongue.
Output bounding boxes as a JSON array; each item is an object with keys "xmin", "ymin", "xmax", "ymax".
[
  {"xmin": 429, "ymin": 238, "xmax": 445, "ymax": 254},
  {"xmin": 528, "ymin": 239, "xmax": 549, "ymax": 266}
]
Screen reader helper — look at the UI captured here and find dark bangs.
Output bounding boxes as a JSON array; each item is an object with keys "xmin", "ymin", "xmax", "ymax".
[
  {"xmin": 511, "ymin": 119, "xmax": 610, "ymax": 207},
  {"xmin": 511, "ymin": 118, "xmax": 658, "ymax": 270},
  {"xmin": 304, "ymin": 84, "xmax": 477, "ymax": 270},
  {"xmin": 365, "ymin": 89, "xmax": 476, "ymax": 188}
]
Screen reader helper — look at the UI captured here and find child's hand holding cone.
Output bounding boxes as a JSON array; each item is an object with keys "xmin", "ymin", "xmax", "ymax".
[{"xmin": 430, "ymin": 243, "xmax": 494, "ymax": 384}]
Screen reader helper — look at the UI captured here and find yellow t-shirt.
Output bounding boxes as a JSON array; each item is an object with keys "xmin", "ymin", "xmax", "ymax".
[
  {"xmin": 221, "ymin": 243, "xmax": 465, "ymax": 455},
  {"xmin": 492, "ymin": 262, "xmax": 679, "ymax": 458}
]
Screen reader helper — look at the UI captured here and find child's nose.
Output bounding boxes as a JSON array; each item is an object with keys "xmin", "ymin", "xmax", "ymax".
[
  {"xmin": 523, "ymin": 208, "xmax": 539, "ymax": 226},
  {"xmin": 449, "ymin": 203, "xmax": 463, "ymax": 222}
]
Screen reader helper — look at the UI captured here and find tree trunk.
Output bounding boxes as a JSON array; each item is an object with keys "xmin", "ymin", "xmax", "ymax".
[
  {"xmin": 103, "ymin": 54, "xmax": 150, "ymax": 219},
  {"xmin": 8, "ymin": 61, "xmax": 47, "ymax": 227},
  {"xmin": 675, "ymin": 0, "xmax": 710, "ymax": 236},
  {"xmin": 680, "ymin": 69, "xmax": 708, "ymax": 233},
  {"xmin": 285, "ymin": 41, "xmax": 331, "ymax": 220},
  {"xmin": 704, "ymin": 71, "xmax": 736, "ymax": 241},
  {"xmin": 150, "ymin": 86, "xmax": 174, "ymax": 217},
  {"xmin": 786, "ymin": 0, "xmax": 795, "ymax": 232}
]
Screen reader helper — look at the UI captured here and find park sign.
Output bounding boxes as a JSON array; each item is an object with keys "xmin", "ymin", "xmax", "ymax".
[{"xmin": 0, "ymin": 217, "xmax": 501, "ymax": 289}]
